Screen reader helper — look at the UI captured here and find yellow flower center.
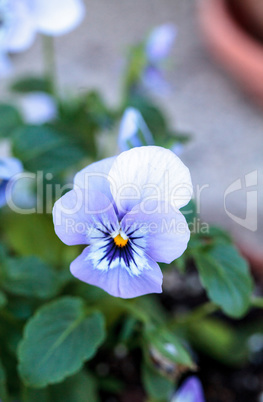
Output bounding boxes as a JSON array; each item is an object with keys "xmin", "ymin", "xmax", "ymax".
[{"xmin": 114, "ymin": 234, "xmax": 129, "ymax": 248}]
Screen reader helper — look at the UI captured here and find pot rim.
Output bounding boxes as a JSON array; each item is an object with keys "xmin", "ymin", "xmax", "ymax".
[{"xmin": 198, "ymin": 0, "xmax": 263, "ymax": 89}]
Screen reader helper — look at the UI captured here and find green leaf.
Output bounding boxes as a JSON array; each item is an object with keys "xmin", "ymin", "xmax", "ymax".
[
  {"xmin": 1, "ymin": 256, "xmax": 59, "ymax": 299},
  {"xmin": 195, "ymin": 244, "xmax": 253, "ymax": 318},
  {"xmin": 85, "ymin": 91, "xmax": 114, "ymax": 130},
  {"xmin": 0, "ymin": 358, "xmax": 8, "ymax": 402},
  {"xmin": 51, "ymin": 371, "xmax": 99, "ymax": 402},
  {"xmin": 0, "ymin": 291, "xmax": 7, "ymax": 309},
  {"xmin": 18, "ymin": 297, "xmax": 106, "ymax": 388},
  {"xmin": 123, "ymin": 44, "xmax": 147, "ymax": 92},
  {"xmin": 136, "ymin": 296, "xmax": 168, "ymax": 325},
  {"xmin": 2, "ymin": 213, "xmax": 75, "ymax": 266},
  {"xmin": 181, "ymin": 199, "xmax": 197, "ymax": 226},
  {"xmin": 206, "ymin": 226, "xmax": 232, "ymax": 244},
  {"xmin": 10, "ymin": 76, "xmax": 52, "ymax": 94},
  {"xmin": 127, "ymin": 95, "xmax": 168, "ymax": 139},
  {"xmin": 142, "ymin": 363, "xmax": 174, "ymax": 401},
  {"xmin": 24, "ymin": 371, "xmax": 99, "ymax": 402},
  {"xmin": 0, "ymin": 104, "xmax": 22, "ymax": 137},
  {"xmin": 12, "ymin": 125, "xmax": 85, "ymax": 174},
  {"xmin": 187, "ymin": 317, "xmax": 248, "ymax": 366}
]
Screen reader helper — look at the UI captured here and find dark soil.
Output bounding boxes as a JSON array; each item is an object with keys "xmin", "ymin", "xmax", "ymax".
[{"xmin": 93, "ymin": 268, "xmax": 263, "ymax": 401}]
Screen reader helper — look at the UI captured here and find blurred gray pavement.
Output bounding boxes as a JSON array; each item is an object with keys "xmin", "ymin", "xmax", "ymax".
[{"xmin": 1, "ymin": 0, "xmax": 263, "ymax": 253}]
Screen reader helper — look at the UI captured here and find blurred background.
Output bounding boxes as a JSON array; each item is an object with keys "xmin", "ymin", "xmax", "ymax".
[{"xmin": 0, "ymin": 0, "xmax": 262, "ymax": 258}]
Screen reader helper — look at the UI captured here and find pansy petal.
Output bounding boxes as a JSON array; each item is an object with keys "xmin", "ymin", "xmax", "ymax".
[
  {"xmin": 172, "ymin": 376, "xmax": 205, "ymax": 402},
  {"xmin": 118, "ymin": 107, "xmax": 154, "ymax": 152},
  {"xmin": 146, "ymin": 23, "xmax": 176, "ymax": 63},
  {"xmin": 0, "ymin": 157, "xmax": 23, "ymax": 179},
  {"xmin": 70, "ymin": 246, "xmax": 163, "ymax": 298},
  {"xmin": 53, "ymin": 189, "xmax": 118, "ymax": 246},
  {"xmin": 0, "ymin": 180, "xmax": 8, "ymax": 208},
  {"xmin": 0, "ymin": 158, "xmax": 23, "ymax": 208},
  {"xmin": 33, "ymin": 0, "xmax": 85, "ymax": 36},
  {"xmin": 0, "ymin": 53, "xmax": 12, "ymax": 77},
  {"xmin": 121, "ymin": 200, "xmax": 190, "ymax": 264},
  {"xmin": 108, "ymin": 146, "xmax": 192, "ymax": 217},
  {"xmin": 142, "ymin": 66, "xmax": 170, "ymax": 95},
  {"xmin": 74, "ymin": 156, "xmax": 117, "ymax": 201},
  {"xmin": 5, "ymin": 2, "xmax": 36, "ymax": 53}
]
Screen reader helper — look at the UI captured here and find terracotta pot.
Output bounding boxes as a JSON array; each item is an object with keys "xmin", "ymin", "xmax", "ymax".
[
  {"xmin": 229, "ymin": 0, "xmax": 263, "ymax": 42},
  {"xmin": 198, "ymin": 0, "xmax": 263, "ymax": 103}
]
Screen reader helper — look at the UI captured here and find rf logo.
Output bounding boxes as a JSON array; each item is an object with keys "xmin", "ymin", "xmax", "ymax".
[{"xmin": 224, "ymin": 170, "xmax": 258, "ymax": 232}]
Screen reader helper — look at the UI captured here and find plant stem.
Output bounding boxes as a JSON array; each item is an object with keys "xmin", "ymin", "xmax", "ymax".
[
  {"xmin": 0, "ymin": 309, "xmax": 22, "ymax": 329},
  {"xmin": 167, "ymin": 301, "xmax": 219, "ymax": 330},
  {"xmin": 251, "ymin": 297, "xmax": 263, "ymax": 308},
  {"xmin": 42, "ymin": 35, "xmax": 57, "ymax": 96}
]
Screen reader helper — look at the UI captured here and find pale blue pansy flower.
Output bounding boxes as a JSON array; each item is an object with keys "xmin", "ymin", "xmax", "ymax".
[
  {"xmin": 118, "ymin": 107, "xmax": 154, "ymax": 152},
  {"xmin": 143, "ymin": 23, "xmax": 176, "ymax": 93},
  {"xmin": 171, "ymin": 376, "xmax": 206, "ymax": 402},
  {"xmin": 0, "ymin": 157, "xmax": 23, "ymax": 207},
  {"xmin": 53, "ymin": 146, "xmax": 192, "ymax": 298},
  {"xmin": 20, "ymin": 92, "xmax": 57, "ymax": 124},
  {"xmin": 146, "ymin": 24, "xmax": 177, "ymax": 64},
  {"xmin": 0, "ymin": 0, "xmax": 85, "ymax": 75}
]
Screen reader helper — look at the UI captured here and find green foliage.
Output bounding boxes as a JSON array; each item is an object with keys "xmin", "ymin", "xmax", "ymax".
[
  {"xmin": 18, "ymin": 297, "xmax": 106, "ymax": 388},
  {"xmin": 145, "ymin": 326, "xmax": 194, "ymax": 368},
  {"xmin": 127, "ymin": 95, "xmax": 168, "ymax": 138},
  {"xmin": 195, "ymin": 244, "xmax": 253, "ymax": 318},
  {"xmin": 10, "ymin": 76, "xmax": 52, "ymax": 94},
  {"xmin": 0, "ymin": 291, "xmax": 7, "ymax": 309},
  {"xmin": 0, "ymin": 358, "xmax": 8, "ymax": 402},
  {"xmin": 2, "ymin": 213, "xmax": 74, "ymax": 266},
  {"xmin": 23, "ymin": 371, "xmax": 99, "ymax": 402},
  {"xmin": 187, "ymin": 317, "xmax": 248, "ymax": 366},
  {"xmin": 181, "ymin": 199, "xmax": 197, "ymax": 226},
  {"xmin": 0, "ymin": 21, "xmax": 256, "ymax": 401},
  {"xmin": 12, "ymin": 125, "xmax": 85, "ymax": 175},
  {"xmin": 142, "ymin": 363, "xmax": 174, "ymax": 401},
  {"xmin": 122, "ymin": 44, "xmax": 147, "ymax": 94},
  {"xmin": 0, "ymin": 104, "xmax": 23, "ymax": 137},
  {"xmin": 0, "ymin": 256, "xmax": 60, "ymax": 299}
]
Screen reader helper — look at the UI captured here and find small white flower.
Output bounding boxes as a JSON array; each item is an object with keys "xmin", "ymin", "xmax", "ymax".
[
  {"xmin": 20, "ymin": 92, "xmax": 57, "ymax": 124},
  {"xmin": 0, "ymin": 0, "xmax": 85, "ymax": 75}
]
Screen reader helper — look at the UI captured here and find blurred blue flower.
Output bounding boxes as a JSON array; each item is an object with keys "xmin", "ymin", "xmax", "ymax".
[
  {"xmin": 0, "ymin": 0, "xmax": 85, "ymax": 75},
  {"xmin": 142, "ymin": 65, "xmax": 170, "ymax": 94},
  {"xmin": 118, "ymin": 107, "xmax": 184, "ymax": 155},
  {"xmin": 171, "ymin": 376, "xmax": 206, "ymax": 402},
  {"xmin": 53, "ymin": 146, "xmax": 192, "ymax": 298},
  {"xmin": 118, "ymin": 107, "xmax": 154, "ymax": 151},
  {"xmin": 170, "ymin": 142, "xmax": 184, "ymax": 157},
  {"xmin": 0, "ymin": 157, "xmax": 23, "ymax": 207},
  {"xmin": 146, "ymin": 23, "xmax": 177, "ymax": 63},
  {"xmin": 0, "ymin": 52, "xmax": 12, "ymax": 77},
  {"xmin": 20, "ymin": 92, "xmax": 57, "ymax": 124},
  {"xmin": 143, "ymin": 23, "xmax": 176, "ymax": 93}
]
